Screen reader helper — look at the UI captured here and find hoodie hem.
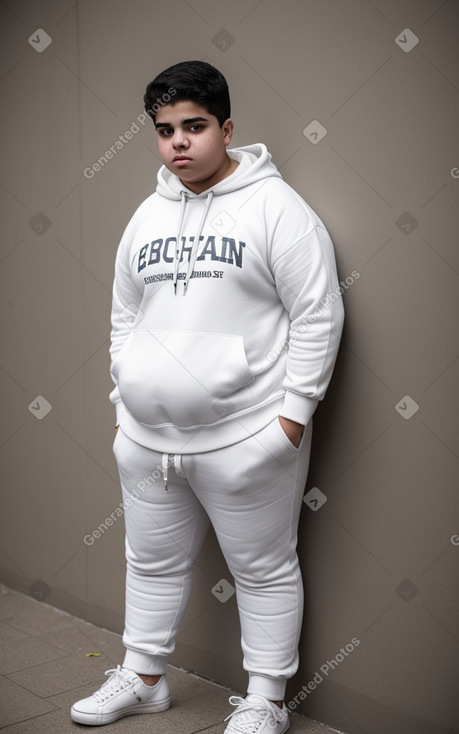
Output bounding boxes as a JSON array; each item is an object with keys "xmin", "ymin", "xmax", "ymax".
[{"xmin": 117, "ymin": 397, "xmax": 285, "ymax": 454}]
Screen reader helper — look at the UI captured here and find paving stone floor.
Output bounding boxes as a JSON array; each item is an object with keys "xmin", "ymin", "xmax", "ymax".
[{"xmin": 0, "ymin": 585, "xmax": 343, "ymax": 733}]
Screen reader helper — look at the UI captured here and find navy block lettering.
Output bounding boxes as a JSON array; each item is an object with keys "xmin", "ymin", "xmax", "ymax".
[
  {"xmin": 224, "ymin": 238, "xmax": 246, "ymax": 268},
  {"xmin": 148, "ymin": 239, "xmax": 163, "ymax": 265},
  {"xmin": 138, "ymin": 243, "xmax": 148, "ymax": 272},
  {"xmin": 196, "ymin": 236, "xmax": 217, "ymax": 262}
]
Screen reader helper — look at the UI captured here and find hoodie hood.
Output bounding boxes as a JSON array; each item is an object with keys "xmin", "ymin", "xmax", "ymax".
[
  {"xmin": 156, "ymin": 143, "xmax": 282, "ymax": 200},
  {"xmin": 155, "ymin": 143, "xmax": 282, "ymax": 294}
]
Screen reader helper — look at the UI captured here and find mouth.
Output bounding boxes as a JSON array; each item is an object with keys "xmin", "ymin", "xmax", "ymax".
[{"xmin": 173, "ymin": 156, "xmax": 192, "ymax": 165}]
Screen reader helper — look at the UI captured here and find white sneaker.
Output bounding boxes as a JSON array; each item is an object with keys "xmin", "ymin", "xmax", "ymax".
[
  {"xmin": 70, "ymin": 665, "xmax": 171, "ymax": 725},
  {"xmin": 224, "ymin": 694, "xmax": 290, "ymax": 733}
]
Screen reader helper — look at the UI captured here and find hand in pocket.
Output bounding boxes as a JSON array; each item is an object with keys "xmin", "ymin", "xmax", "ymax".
[{"xmin": 278, "ymin": 416, "xmax": 304, "ymax": 448}]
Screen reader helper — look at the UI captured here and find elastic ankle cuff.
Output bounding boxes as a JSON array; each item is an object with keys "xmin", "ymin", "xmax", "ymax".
[
  {"xmin": 123, "ymin": 650, "xmax": 168, "ymax": 676},
  {"xmin": 247, "ymin": 674, "xmax": 287, "ymax": 701}
]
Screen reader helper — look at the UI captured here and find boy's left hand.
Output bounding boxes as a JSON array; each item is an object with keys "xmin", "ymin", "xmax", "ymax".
[{"xmin": 278, "ymin": 416, "xmax": 304, "ymax": 448}]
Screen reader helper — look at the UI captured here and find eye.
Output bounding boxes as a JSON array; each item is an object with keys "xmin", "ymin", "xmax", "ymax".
[
  {"xmin": 157, "ymin": 128, "xmax": 173, "ymax": 137},
  {"xmin": 188, "ymin": 124, "xmax": 205, "ymax": 132}
]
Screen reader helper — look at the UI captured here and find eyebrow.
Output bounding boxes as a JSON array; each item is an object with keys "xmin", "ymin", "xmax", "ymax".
[{"xmin": 155, "ymin": 116, "xmax": 209, "ymax": 128}]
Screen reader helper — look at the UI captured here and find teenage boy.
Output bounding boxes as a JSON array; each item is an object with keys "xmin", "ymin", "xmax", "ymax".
[{"xmin": 71, "ymin": 60, "xmax": 344, "ymax": 733}]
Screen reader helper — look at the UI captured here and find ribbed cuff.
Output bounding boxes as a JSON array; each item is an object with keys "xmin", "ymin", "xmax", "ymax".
[
  {"xmin": 123, "ymin": 649, "xmax": 168, "ymax": 676},
  {"xmin": 280, "ymin": 392, "xmax": 318, "ymax": 426},
  {"xmin": 247, "ymin": 673, "xmax": 287, "ymax": 700}
]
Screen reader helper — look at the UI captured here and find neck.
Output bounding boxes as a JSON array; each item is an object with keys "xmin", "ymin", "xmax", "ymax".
[{"xmin": 181, "ymin": 155, "xmax": 239, "ymax": 194}]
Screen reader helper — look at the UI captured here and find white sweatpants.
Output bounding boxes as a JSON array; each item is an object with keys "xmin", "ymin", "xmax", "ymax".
[{"xmin": 113, "ymin": 416, "xmax": 312, "ymax": 701}]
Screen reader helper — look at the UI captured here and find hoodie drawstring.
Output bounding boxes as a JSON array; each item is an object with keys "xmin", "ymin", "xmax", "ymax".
[
  {"xmin": 173, "ymin": 192, "xmax": 187, "ymax": 295},
  {"xmin": 161, "ymin": 453, "xmax": 185, "ymax": 491},
  {"xmin": 173, "ymin": 191, "xmax": 214, "ymax": 296}
]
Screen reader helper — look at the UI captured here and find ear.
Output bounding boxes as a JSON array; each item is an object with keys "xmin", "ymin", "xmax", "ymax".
[{"xmin": 221, "ymin": 118, "xmax": 234, "ymax": 145}]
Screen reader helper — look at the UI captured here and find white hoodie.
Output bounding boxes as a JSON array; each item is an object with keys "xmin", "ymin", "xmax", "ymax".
[{"xmin": 110, "ymin": 143, "xmax": 344, "ymax": 453}]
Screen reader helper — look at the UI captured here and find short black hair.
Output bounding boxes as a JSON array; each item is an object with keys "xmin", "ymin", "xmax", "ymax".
[{"xmin": 144, "ymin": 60, "xmax": 231, "ymax": 127}]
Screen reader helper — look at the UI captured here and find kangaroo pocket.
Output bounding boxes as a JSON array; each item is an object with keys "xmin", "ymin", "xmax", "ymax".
[{"xmin": 114, "ymin": 330, "xmax": 255, "ymax": 428}]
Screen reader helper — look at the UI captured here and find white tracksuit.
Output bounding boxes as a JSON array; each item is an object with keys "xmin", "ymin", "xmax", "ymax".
[{"xmin": 109, "ymin": 143, "xmax": 344, "ymax": 700}]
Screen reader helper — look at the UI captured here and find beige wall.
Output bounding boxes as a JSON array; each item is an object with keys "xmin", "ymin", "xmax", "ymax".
[{"xmin": 1, "ymin": 1, "xmax": 458, "ymax": 732}]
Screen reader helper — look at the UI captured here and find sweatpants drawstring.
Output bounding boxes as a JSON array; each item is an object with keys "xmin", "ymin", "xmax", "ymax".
[
  {"xmin": 161, "ymin": 453, "xmax": 185, "ymax": 491},
  {"xmin": 174, "ymin": 454, "xmax": 185, "ymax": 478},
  {"xmin": 161, "ymin": 453, "xmax": 169, "ymax": 491}
]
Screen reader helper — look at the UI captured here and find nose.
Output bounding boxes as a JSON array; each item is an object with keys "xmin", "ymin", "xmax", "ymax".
[{"xmin": 172, "ymin": 129, "xmax": 189, "ymax": 149}]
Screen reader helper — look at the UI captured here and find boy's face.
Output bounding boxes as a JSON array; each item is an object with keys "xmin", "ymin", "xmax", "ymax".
[{"xmin": 154, "ymin": 100, "xmax": 235, "ymax": 194}]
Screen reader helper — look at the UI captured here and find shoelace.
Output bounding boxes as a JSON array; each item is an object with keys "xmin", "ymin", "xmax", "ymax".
[
  {"xmin": 92, "ymin": 665, "xmax": 139, "ymax": 703},
  {"xmin": 224, "ymin": 695, "xmax": 286, "ymax": 733}
]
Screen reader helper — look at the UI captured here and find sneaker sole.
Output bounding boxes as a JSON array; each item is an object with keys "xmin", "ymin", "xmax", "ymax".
[
  {"xmin": 70, "ymin": 697, "xmax": 171, "ymax": 725},
  {"xmin": 225, "ymin": 712, "xmax": 289, "ymax": 733}
]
